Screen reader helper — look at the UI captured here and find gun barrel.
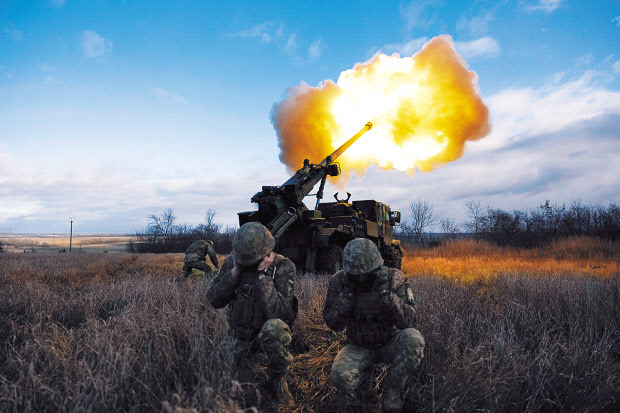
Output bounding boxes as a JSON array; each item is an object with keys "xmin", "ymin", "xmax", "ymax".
[{"xmin": 319, "ymin": 122, "xmax": 373, "ymax": 166}]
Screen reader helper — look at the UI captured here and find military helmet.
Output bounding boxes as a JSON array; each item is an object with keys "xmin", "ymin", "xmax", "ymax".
[
  {"xmin": 192, "ymin": 240, "xmax": 208, "ymax": 249},
  {"xmin": 342, "ymin": 238, "xmax": 384, "ymax": 275},
  {"xmin": 232, "ymin": 222, "xmax": 275, "ymax": 266}
]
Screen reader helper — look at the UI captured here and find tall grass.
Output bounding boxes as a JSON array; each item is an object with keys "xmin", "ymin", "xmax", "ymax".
[
  {"xmin": 0, "ymin": 241, "xmax": 618, "ymax": 412},
  {"xmin": 0, "ymin": 236, "xmax": 133, "ymax": 248},
  {"xmin": 402, "ymin": 237, "xmax": 619, "ymax": 280},
  {"xmin": 408, "ymin": 236, "xmax": 619, "ymax": 260}
]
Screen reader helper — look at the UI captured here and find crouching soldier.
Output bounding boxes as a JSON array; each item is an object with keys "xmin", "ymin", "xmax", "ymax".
[
  {"xmin": 207, "ymin": 222, "xmax": 297, "ymax": 408},
  {"xmin": 323, "ymin": 238, "xmax": 425, "ymax": 413},
  {"xmin": 182, "ymin": 239, "xmax": 219, "ymax": 278}
]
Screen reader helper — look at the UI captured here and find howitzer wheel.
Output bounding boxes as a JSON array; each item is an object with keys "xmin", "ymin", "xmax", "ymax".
[{"xmin": 316, "ymin": 244, "xmax": 343, "ymax": 274}]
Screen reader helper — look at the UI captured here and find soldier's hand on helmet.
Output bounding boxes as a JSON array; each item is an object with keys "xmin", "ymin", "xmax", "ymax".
[
  {"xmin": 373, "ymin": 270, "xmax": 391, "ymax": 296},
  {"xmin": 257, "ymin": 252, "xmax": 275, "ymax": 278},
  {"xmin": 230, "ymin": 261, "xmax": 242, "ymax": 284},
  {"xmin": 342, "ymin": 274, "xmax": 356, "ymax": 300}
]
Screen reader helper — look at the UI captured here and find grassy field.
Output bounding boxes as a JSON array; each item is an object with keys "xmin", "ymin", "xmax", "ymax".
[
  {"xmin": 0, "ymin": 237, "xmax": 618, "ymax": 412},
  {"xmin": 0, "ymin": 235, "xmax": 132, "ymax": 253}
]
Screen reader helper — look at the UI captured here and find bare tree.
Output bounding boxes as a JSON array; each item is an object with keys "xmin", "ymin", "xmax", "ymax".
[
  {"xmin": 465, "ymin": 200, "xmax": 484, "ymax": 240},
  {"xmin": 408, "ymin": 198, "xmax": 438, "ymax": 245},
  {"xmin": 147, "ymin": 208, "xmax": 177, "ymax": 243},
  {"xmin": 440, "ymin": 217, "xmax": 460, "ymax": 240},
  {"xmin": 197, "ymin": 208, "xmax": 222, "ymax": 239},
  {"xmin": 398, "ymin": 221, "xmax": 415, "ymax": 240}
]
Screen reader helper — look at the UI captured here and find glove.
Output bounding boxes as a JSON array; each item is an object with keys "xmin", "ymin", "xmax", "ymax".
[
  {"xmin": 257, "ymin": 253, "xmax": 276, "ymax": 280},
  {"xmin": 373, "ymin": 269, "xmax": 391, "ymax": 299},
  {"xmin": 342, "ymin": 273, "xmax": 356, "ymax": 300},
  {"xmin": 230, "ymin": 261, "xmax": 242, "ymax": 285}
]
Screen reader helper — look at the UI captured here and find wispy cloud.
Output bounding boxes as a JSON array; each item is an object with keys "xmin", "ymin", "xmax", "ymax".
[
  {"xmin": 372, "ymin": 35, "xmax": 499, "ymax": 60},
  {"xmin": 3, "ymin": 23, "xmax": 24, "ymax": 41},
  {"xmin": 373, "ymin": 37, "xmax": 429, "ymax": 57},
  {"xmin": 575, "ymin": 53, "xmax": 594, "ymax": 67},
  {"xmin": 46, "ymin": 0, "xmax": 66, "ymax": 8},
  {"xmin": 457, "ymin": 9, "xmax": 495, "ymax": 37},
  {"xmin": 235, "ymin": 22, "xmax": 283, "ymax": 43},
  {"xmin": 81, "ymin": 30, "xmax": 112, "ymax": 58},
  {"xmin": 149, "ymin": 88, "xmax": 187, "ymax": 104},
  {"xmin": 283, "ymin": 34, "xmax": 297, "ymax": 54},
  {"xmin": 43, "ymin": 75, "xmax": 61, "ymax": 87},
  {"xmin": 399, "ymin": 0, "xmax": 441, "ymax": 31},
  {"xmin": 613, "ymin": 16, "xmax": 620, "ymax": 27},
  {"xmin": 526, "ymin": 0, "xmax": 563, "ymax": 13},
  {"xmin": 483, "ymin": 71, "xmax": 620, "ymax": 151},
  {"xmin": 308, "ymin": 39, "xmax": 324, "ymax": 60},
  {"xmin": 234, "ymin": 21, "xmax": 324, "ymax": 63},
  {"xmin": 613, "ymin": 60, "xmax": 620, "ymax": 74},
  {"xmin": 455, "ymin": 37, "xmax": 500, "ymax": 58}
]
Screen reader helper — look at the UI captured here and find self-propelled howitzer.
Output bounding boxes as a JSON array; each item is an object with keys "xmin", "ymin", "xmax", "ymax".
[{"xmin": 239, "ymin": 122, "xmax": 403, "ymax": 273}]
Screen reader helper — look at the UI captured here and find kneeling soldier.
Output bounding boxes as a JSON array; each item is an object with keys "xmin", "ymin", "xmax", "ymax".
[
  {"xmin": 207, "ymin": 222, "xmax": 297, "ymax": 408},
  {"xmin": 323, "ymin": 238, "xmax": 425, "ymax": 413},
  {"xmin": 182, "ymin": 239, "xmax": 219, "ymax": 277}
]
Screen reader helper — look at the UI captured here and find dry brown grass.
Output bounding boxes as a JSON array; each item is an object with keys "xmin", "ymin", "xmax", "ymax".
[
  {"xmin": 0, "ymin": 235, "xmax": 133, "ymax": 247},
  {"xmin": 0, "ymin": 235, "xmax": 134, "ymax": 254},
  {"xmin": 402, "ymin": 237, "xmax": 619, "ymax": 280},
  {"xmin": 1, "ymin": 239, "xmax": 619, "ymax": 412}
]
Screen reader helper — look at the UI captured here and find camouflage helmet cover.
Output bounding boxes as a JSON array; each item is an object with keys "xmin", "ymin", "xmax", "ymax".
[
  {"xmin": 232, "ymin": 222, "xmax": 275, "ymax": 266},
  {"xmin": 343, "ymin": 238, "xmax": 384, "ymax": 275}
]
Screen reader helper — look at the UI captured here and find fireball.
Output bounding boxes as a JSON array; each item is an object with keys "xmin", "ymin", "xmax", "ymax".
[{"xmin": 271, "ymin": 35, "xmax": 491, "ymax": 179}]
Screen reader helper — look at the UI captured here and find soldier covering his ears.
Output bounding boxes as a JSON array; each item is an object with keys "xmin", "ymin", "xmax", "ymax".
[
  {"xmin": 323, "ymin": 238, "xmax": 425, "ymax": 413},
  {"xmin": 206, "ymin": 222, "xmax": 297, "ymax": 408}
]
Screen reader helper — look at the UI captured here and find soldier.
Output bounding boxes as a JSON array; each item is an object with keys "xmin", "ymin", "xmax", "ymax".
[
  {"xmin": 323, "ymin": 238, "xmax": 424, "ymax": 413},
  {"xmin": 182, "ymin": 239, "xmax": 219, "ymax": 277},
  {"xmin": 206, "ymin": 222, "xmax": 297, "ymax": 408}
]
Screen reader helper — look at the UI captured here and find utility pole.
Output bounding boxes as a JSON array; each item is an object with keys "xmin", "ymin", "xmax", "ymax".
[{"xmin": 69, "ymin": 218, "xmax": 73, "ymax": 253}]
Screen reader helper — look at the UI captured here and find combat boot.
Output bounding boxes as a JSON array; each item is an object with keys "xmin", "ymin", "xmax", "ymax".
[
  {"xmin": 264, "ymin": 374, "xmax": 295, "ymax": 410},
  {"xmin": 382, "ymin": 387, "xmax": 403, "ymax": 413}
]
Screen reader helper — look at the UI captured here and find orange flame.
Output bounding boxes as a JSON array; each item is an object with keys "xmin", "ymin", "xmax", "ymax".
[{"xmin": 271, "ymin": 35, "xmax": 491, "ymax": 179}]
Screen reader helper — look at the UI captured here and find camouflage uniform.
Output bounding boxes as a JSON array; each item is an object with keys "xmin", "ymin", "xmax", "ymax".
[
  {"xmin": 323, "ymin": 264, "xmax": 424, "ymax": 410},
  {"xmin": 207, "ymin": 253, "xmax": 297, "ymax": 403},
  {"xmin": 182, "ymin": 240, "xmax": 219, "ymax": 277}
]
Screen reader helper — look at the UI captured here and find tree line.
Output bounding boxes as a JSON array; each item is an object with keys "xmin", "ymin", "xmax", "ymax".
[
  {"xmin": 129, "ymin": 199, "xmax": 618, "ymax": 254},
  {"xmin": 400, "ymin": 199, "xmax": 620, "ymax": 248},
  {"xmin": 126, "ymin": 208, "xmax": 236, "ymax": 254}
]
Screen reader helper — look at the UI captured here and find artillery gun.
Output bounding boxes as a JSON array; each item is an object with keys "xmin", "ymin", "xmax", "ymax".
[{"xmin": 238, "ymin": 122, "xmax": 403, "ymax": 273}]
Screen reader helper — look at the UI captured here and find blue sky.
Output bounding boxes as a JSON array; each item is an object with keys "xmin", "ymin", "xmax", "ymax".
[{"xmin": 1, "ymin": 0, "xmax": 619, "ymax": 234}]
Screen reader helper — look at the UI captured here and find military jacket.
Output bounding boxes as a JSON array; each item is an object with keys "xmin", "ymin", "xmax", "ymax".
[
  {"xmin": 207, "ymin": 253, "xmax": 296, "ymax": 340},
  {"xmin": 323, "ymin": 266, "xmax": 416, "ymax": 349},
  {"xmin": 185, "ymin": 240, "xmax": 219, "ymax": 267}
]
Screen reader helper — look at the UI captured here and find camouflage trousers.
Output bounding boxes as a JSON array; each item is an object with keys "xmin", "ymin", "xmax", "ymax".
[
  {"xmin": 331, "ymin": 328, "xmax": 425, "ymax": 394},
  {"xmin": 182, "ymin": 256, "xmax": 212, "ymax": 277},
  {"xmin": 212, "ymin": 318, "xmax": 293, "ymax": 379}
]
